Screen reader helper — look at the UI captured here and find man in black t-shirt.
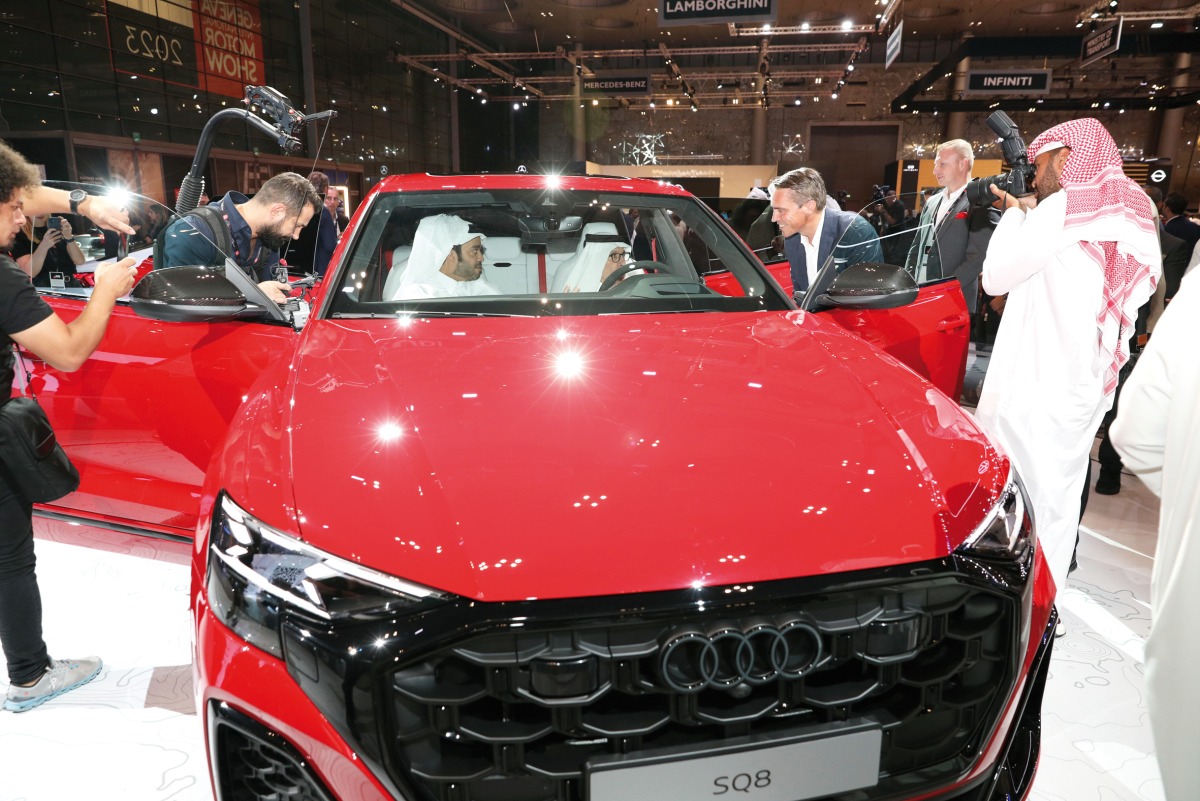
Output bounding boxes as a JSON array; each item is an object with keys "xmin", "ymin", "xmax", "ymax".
[{"xmin": 0, "ymin": 139, "xmax": 137, "ymax": 713}]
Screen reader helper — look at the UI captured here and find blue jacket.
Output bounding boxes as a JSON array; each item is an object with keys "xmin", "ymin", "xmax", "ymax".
[
  {"xmin": 159, "ymin": 192, "xmax": 279, "ymax": 281},
  {"xmin": 785, "ymin": 208, "xmax": 882, "ymax": 291}
]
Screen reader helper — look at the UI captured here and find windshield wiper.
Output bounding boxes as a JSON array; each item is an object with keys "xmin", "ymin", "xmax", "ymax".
[{"xmin": 331, "ymin": 310, "xmax": 533, "ymax": 319}]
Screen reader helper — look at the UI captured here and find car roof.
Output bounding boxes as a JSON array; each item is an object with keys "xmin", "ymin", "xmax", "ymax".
[{"xmin": 371, "ymin": 173, "xmax": 696, "ymax": 196}]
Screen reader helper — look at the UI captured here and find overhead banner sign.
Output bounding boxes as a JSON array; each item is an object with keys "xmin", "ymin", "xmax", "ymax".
[
  {"xmin": 1081, "ymin": 17, "xmax": 1122, "ymax": 67},
  {"xmin": 194, "ymin": 0, "xmax": 266, "ymax": 97},
  {"xmin": 106, "ymin": 0, "xmax": 265, "ymax": 99},
  {"xmin": 582, "ymin": 76, "xmax": 652, "ymax": 95},
  {"xmin": 659, "ymin": 0, "xmax": 775, "ymax": 26},
  {"xmin": 885, "ymin": 16, "xmax": 903, "ymax": 69},
  {"xmin": 965, "ymin": 69, "xmax": 1052, "ymax": 95}
]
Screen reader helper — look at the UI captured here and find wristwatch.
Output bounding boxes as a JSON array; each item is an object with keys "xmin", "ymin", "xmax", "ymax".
[{"xmin": 68, "ymin": 189, "xmax": 87, "ymax": 215}]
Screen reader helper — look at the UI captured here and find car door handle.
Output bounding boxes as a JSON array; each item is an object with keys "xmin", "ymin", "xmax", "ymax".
[{"xmin": 936, "ymin": 313, "xmax": 970, "ymax": 332}]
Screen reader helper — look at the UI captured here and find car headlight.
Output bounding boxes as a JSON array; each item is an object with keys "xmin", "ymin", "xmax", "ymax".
[
  {"xmin": 957, "ymin": 469, "xmax": 1035, "ymax": 562},
  {"xmin": 207, "ymin": 492, "xmax": 447, "ymax": 658}
]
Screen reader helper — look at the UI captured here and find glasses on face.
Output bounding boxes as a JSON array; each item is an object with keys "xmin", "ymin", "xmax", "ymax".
[{"xmin": 608, "ymin": 250, "xmax": 627, "ymax": 263}]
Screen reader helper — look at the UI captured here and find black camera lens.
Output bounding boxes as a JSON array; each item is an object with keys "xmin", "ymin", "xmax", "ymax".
[{"xmin": 966, "ymin": 174, "xmax": 1008, "ymax": 207}]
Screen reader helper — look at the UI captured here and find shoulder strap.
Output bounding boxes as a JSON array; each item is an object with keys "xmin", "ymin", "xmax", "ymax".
[
  {"xmin": 154, "ymin": 204, "xmax": 235, "ymax": 269},
  {"xmin": 10, "ymin": 345, "xmax": 33, "ymax": 399},
  {"xmin": 190, "ymin": 205, "xmax": 234, "ymax": 262}
]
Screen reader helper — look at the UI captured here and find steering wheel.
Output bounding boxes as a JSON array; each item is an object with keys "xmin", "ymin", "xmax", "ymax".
[{"xmin": 599, "ymin": 260, "xmax": 670, "ymax": 292}]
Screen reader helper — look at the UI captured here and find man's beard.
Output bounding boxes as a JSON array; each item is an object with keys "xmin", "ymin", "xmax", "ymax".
[
  {"xmin": 258, "ymin": 223, "xmax": 292, "ymax": 252},
  {"xmin": 452, "ymin": 260, "xmax": 481, "ymax": 281},
  {"xmin": 1035, "ymin": 167, "xmax": 1063, "ymax": 203}
]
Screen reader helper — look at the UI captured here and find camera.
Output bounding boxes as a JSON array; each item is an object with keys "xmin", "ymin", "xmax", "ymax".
[
  {"xmin": 964, "ymin": 111, "xmax": 1037, "ymax": 206},
  {"xmin": 46, "ymin": 217, "xmax": 62, "ymax": 231},
  {"xmin": 871, "ymin": 184, "xmax": 887, "ymax": 203}
]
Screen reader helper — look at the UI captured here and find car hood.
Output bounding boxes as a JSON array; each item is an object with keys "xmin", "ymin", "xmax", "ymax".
[{"xmin": 240, "ymin": 312, "xmax": 1006, "ymax": 602}]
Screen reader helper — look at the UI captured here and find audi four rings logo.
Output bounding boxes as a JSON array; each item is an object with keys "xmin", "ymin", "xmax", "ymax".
[{"xmin": 658, "ymin": 621, "xmax": 823, "ymax": 693}]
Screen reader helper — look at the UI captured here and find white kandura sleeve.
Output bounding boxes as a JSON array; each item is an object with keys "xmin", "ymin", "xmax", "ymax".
[{"xmin": 981, "ymin": 192, "xmax": 1067, "ymax": 296}]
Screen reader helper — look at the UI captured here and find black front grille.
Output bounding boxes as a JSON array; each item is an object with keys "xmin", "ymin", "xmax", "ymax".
[
  {"xmin": 211, "ymin": 703, "xmax": 336, "ymax": 801},
  {"xmin": 374, "ymin": 574, "xmax": 1018, "ymax": 801}
]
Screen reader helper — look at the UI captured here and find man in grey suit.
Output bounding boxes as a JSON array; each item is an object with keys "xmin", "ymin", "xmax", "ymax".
[{"xmin": 906, "ymin": 140, "xmax": 1000, "ymax": 312}]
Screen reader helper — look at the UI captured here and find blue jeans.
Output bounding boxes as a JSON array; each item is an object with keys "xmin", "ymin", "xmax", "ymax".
[{"xmin": 0, "ymin": 476, "xmax": 50, "ymax": 685}]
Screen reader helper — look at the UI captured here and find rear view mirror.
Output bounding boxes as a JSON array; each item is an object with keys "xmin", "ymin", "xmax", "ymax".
[{"xmin": 130, "ymin": 266, "xmax": 263, "ymax": 322}]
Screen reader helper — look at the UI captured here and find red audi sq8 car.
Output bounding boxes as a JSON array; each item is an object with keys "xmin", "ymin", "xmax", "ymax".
[{"xmin": 27, "ymin": 175, "xmax": 1054, "ymax": 801}]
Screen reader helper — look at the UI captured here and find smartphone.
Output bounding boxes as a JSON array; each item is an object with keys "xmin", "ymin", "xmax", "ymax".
[{"xmin": 46, "ymin": 217, "xmax": 61, "ymax": 231}]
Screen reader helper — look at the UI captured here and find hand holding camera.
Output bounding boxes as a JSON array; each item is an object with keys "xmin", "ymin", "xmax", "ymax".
[{"xmin": 965, "ymin": 111, "xmax": 1037, "ymax": 206}]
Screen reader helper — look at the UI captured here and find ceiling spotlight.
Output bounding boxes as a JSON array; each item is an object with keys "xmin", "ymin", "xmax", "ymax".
[
  {"xmin": 794, "ymin": 97, "xmax": 802, "ymax": 105},
  {"xmin": 831, "ymin": 91, "xmax": 839, "ymax": 99},
  {"xmin": 847, "ymin": 63, "xmax": 855, "ymax": 72}
]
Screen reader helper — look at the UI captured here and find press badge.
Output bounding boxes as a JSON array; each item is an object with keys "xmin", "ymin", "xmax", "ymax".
[{"xmin": 49, "ymin": 271, "xmax": 66, "ymax": 289}]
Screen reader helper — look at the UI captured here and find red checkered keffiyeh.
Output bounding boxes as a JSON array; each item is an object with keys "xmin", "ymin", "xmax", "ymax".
[{"xmin": 1027, "ymin": 118, "xmax": 1160, "ymax": 397}]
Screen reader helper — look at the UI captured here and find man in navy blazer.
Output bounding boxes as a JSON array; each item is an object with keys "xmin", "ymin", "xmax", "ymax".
[{"xmin": 769, "ymin": 168, "xmax": 882, "ymax": 294}]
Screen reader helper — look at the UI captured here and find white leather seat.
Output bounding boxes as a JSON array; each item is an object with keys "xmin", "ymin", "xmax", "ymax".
[{"xmin": 381, "ymin": 245, "xmax": 413, "ymax": 300}]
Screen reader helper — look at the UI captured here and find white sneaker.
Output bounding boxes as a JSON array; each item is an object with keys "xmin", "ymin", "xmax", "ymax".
[{"xmin": 4, "ymin": 657, "xmax": 103, "ymax": 713}]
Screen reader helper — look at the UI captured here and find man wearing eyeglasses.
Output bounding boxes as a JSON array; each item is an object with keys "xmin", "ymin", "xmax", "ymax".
[{"xmin": 391, "ymin": 214, "xmax": 501, "ymax": 299}]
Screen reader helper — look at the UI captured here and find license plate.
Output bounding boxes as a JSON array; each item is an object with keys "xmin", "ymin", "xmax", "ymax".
[{"xmin": 589, "ymin": 725, "xmax": 880, "ymax": 801}]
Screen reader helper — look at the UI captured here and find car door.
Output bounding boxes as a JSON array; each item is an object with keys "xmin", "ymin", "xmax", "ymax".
[
  {"xmin": 818, "ymin": 279, "xmax": 970, "ymax": 400},
  {"xmin": 23, "ymin": 291, "xmax": 295, "ymax": 537}
]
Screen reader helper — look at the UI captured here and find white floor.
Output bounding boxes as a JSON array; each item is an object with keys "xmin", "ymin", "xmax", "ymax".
[{"xmin": 0, "ymin": 452, "xmax": 1164, "ymax": 801}]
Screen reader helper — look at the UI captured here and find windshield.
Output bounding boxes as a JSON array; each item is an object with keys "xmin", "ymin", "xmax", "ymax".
[{"xmin": 326, "ymin": 185, "xmax": 789, "ymax": 318}]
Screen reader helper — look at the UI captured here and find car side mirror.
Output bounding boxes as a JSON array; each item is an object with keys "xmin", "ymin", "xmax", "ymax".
[
  {"xmin": 811, "ymin": 262, "xmax": 919, "ymax": 311},
  {"xmin": 130, "ymin": 266, "xmax": 267, "ymax": 322}
]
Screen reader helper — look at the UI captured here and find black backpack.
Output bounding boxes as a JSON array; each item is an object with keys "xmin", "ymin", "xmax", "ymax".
[{"xmin": 153, "ymin": 205, "xmax": 234, "ymax": 270}]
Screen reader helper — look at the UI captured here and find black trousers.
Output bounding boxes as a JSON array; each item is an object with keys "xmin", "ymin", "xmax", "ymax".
[{"xmin": 0, "ymin": 477, "xmax": 51, "ymax": 685}]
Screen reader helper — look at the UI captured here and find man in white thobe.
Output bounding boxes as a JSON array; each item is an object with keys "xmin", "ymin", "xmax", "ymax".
[
  {"xmin": 975, "ymin": 118, "xmax": 1160, "ymax": 597},
  {"xmin": 1109, "ymin": 268, "xmax": 1200, "ymax": 801},
  {"xmin": 390, "ymin": 214, "xmax": 502, "ymax": 300}
]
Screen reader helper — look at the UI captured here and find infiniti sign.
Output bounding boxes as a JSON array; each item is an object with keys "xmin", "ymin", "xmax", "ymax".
[{"xmin": 658, "ymin": 620, "xmax": 823, "ymax": 693}]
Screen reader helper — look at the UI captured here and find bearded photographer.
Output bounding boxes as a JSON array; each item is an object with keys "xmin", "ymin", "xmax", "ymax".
[
  {"xmin": 157, "ymin": 172, "xmax": 319, "ymax": 303},
  {"xmin": 975, "ymin": 119, "xmax": 1161, "ymax": 600}
]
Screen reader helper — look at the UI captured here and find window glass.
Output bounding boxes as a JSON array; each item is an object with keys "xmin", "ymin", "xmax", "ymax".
[{"xmin": 327, "ymin": 188, "xmax": 778, "ymax": 317}]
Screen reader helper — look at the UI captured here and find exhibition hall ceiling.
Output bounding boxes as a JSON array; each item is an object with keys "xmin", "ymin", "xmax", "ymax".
[
  {"xmin": 408, "ymin": 0, "xmax": 1190, "ymax": 52},
  {"xmin": 378, "ymin": 0, "xmax": 1197, "ymax": 104}
]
